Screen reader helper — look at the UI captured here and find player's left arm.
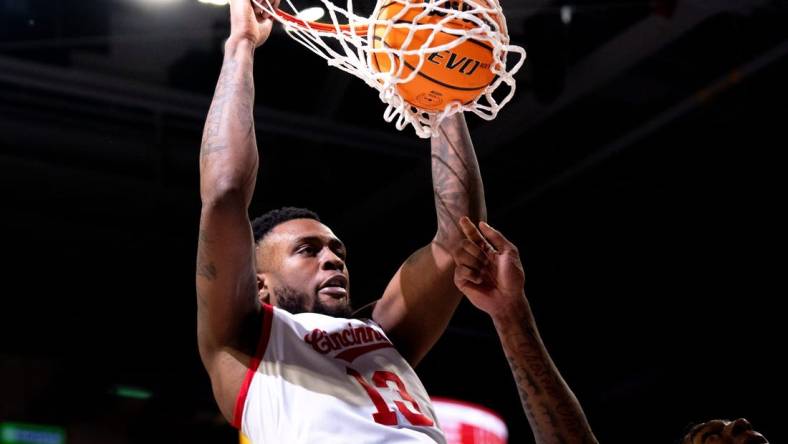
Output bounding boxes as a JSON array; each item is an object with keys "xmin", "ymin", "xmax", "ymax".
[
  {"xmin": 453, "ymin": 219, "xmax": 598, "ymax": 444},
  {"xmin": 373, "ymin": 112, "xmax": 486, "ymax": 366}
]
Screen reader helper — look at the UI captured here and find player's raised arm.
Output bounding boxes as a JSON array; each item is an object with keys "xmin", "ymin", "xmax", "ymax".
[
  {"xmin": 374, "ymin": 113, "xmax": 486, "ymax": 365},
  {"xmin": 196, "ymin": 0, "xmax": 277, "ymax": 423},
  {"xmin": 453, "ymin": 218, "xmax": 598, "ymax": 444}
]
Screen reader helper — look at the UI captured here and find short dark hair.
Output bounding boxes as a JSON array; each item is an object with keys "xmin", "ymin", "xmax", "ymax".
[
  {"xmin": 678, "ymin": 419, "xmax": 731, "ymax": 444},
  {"xmin": 679, "ymin": 422, "xmax": 702, "ymax": 444},
  {"xmin": 252, "ymin": 206, "xmax": 321, "ymax": 244}
]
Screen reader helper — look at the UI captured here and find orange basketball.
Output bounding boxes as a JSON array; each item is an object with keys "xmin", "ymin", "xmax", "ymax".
[{"xmin": 371, "ymin": 0, "xmax": 501, "ymax": 111}]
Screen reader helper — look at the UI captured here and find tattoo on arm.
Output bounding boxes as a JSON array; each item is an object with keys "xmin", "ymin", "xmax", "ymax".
[
  {"xmin": 200, "ymin": 56, "xmax": 255, "ymax": 158},
  {"xmin": 431, "ymin": 118, "xmax": 483, "ymax": 246},
  {"xmin": 500, "ymin": 322, "xmax": 597, "ymax": 444}
]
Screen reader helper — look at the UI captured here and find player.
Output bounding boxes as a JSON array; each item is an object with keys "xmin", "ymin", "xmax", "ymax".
[{"xmin": 196, "ymin": 0, "xmax": 486, "ymax": 441}]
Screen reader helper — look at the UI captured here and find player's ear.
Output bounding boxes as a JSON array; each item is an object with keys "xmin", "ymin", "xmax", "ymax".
[
  {"xmin": 254, "ymin": 243, "xmax": 272, "ymax": 305},
  {"xmin": 257, "ymin": 273, "xmax": 271, "ymax": 305}
]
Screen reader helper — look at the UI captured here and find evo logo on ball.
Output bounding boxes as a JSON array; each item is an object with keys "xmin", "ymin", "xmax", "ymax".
[{"xmin": 427, "ymin": 51, "xmax": 489, "ymax": 76}]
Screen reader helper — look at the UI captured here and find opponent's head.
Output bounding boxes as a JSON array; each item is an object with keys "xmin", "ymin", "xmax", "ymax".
[
  {"xmin": 681, "ymin": 418, "xmax": 768, "ymax": 444},
  {"xmin": 252, "ymin": 207, "xmax": 352, "ymax": 317}
]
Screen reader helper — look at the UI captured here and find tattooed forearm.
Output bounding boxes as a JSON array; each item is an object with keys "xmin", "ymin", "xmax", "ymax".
[
  {"xmin": 198, "ymin": 39, "xmax": 259, "ymax": 210},
  {"xmin": 201, "ymin": 56, "xmax": 255, "ymax": 158},
  {"xmin": 201, "ymin": 59, "xmax": 237, "ymax": 156},
  {"xmin": 431, "ymin": 114, "xmax": 486, "ymax": 246},
  {"xmin": 497, "ymin": 313, "xmax": 598, "ymax": 444}
]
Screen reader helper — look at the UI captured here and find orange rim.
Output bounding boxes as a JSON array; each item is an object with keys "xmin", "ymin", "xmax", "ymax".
[{"xmin": 275, "ymin": 9, "xmax": 369, "ymax": 35}]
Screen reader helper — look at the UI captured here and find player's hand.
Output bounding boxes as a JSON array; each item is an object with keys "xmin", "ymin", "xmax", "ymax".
[
  {"xmin": 452, "ymin": 217, "xmax": 527, "ymax": 320},
  {"xmin": 229, "ymin": 0, "xmax": 281, "ymax": 48}
]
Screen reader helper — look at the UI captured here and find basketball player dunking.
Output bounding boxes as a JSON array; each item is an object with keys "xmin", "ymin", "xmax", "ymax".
[{"xmin": 196, "ymin": 0, "xmax": 486, "ymax": 442}]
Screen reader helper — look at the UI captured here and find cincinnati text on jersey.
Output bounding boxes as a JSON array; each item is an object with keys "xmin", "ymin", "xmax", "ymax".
[{"xmin": 303, "ymin": 323, "xmax": 394, "ymax": 362}]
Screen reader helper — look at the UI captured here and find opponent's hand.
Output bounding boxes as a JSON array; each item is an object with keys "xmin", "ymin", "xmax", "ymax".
[
  {"xmin": 452, "ymin": 217, "xmax": 526, "ymax": 319},
  {"xmin": 229, "ymin": 0, "xmax": 281, "ymax": 48}
]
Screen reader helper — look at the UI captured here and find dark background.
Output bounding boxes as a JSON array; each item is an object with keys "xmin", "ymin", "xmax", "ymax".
[{"xmin": 1, "ymin": 0, "xmax": 785, "ymax": 443}]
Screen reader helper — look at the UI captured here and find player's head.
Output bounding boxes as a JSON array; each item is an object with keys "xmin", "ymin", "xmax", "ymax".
[
  {"xmin": 252, "ymin": 206, "xmax": 352, "ymax": 317},
  {"xmin": 680, "ymin": 418, "xmax": 768, "ymax": 444}
]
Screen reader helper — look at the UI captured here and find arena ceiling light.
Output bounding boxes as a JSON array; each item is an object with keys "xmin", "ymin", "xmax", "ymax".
[
  {"xmin": 196, "ymin": 0, "xmax": 323, "ymax": 22},
  {"xmin": 136, "ymin": 0, "xmax": 185, "ymax": 5},
  {"xmin": 295, "ymin": 6, "xmax": 325, "ymax": 21}
]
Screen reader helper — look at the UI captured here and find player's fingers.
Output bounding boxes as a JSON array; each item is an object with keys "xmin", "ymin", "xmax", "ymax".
[
  {"xmin": 459, "ymin": 217, "xmax": 496, "ymax": 253},
  {"xmin": 455, "ymin": 278, "xmax": 487, "ymax": 300},
  {"xmin": 251, "ymin": 0, "xmax": 267, "ymax": 21},
  {"xmin": 230, "ymin": 0, "xmax": 252, "ymax": 17},
  {"xmin": 250, "ymin": 0, "xmax": 277, "ymax": 21},
  {"xmin": 460, "ymin": 238, "xmax": 487, "ymax": 262},
  {"xmin": 479, "ymin": 221, "xmax": 515, "ymax": 254},
  {"xmin": 454, "ymin": 244, "xmax": 488, "ymax": 270},
  {"xmin": 455, "ymin": 264, "xmax": 483, "ymax": 285}
]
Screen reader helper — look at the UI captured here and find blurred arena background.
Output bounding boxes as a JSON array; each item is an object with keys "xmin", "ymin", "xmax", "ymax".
[{"xmin": 0, "ymin": 0, "xmax": 785, "ymax": 443}]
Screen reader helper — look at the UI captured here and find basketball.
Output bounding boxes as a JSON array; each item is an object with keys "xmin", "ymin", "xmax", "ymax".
[{"xmin": 371, "ymin": 0, "xmax": 501, "ymax": 112}]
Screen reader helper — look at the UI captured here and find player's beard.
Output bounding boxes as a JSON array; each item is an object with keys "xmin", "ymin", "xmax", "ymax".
[{"xmin": 274, "ymin": 286, "xmax": 353, "ymax": 318}]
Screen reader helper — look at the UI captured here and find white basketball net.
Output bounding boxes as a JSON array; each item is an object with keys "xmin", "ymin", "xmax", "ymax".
[{"xmin": 251, "ymin": 0, "xmax": 526, "ymax": 138}]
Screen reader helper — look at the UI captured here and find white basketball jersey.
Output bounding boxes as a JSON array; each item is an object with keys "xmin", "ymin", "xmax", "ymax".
[{"xmin": 234, "ymin": 304, "xmax": 446, "ymax": 444}]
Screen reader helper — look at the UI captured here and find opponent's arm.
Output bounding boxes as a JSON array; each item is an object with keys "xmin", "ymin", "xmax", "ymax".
[
  {"xmin": 453, "ymin": 218, "xmax": 599, "ymax": 444},
  {"xmin": 196, "ymin": 0, "xmax": 275, "ymax": 423},
  {"xmin": 373, "ymin": 113, "xmax": 486, "ymax": 365}
]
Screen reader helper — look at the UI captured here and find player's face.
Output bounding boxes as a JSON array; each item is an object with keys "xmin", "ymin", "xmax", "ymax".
[
  {"xmin": 683, "ymin": 418, "xmax": 768, "ymax": 444},
  {"xmin": 257, "ymin": 218, "xmax": 351, "ymax": 316}
]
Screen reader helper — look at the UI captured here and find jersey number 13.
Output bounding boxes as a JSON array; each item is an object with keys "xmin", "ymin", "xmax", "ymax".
[{"xmin": 347, "ymin": 367, "xmax": 434, "ymax": 427}]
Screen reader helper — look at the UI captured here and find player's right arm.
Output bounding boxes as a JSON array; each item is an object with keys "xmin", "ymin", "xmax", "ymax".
[{"xmin": 196, "ymin": 0, "xmax": 277, "ymax": 424}]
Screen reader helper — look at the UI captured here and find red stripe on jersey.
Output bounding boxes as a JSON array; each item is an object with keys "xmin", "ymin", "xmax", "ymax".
[{"xmin": 232, "ymin": 303, "xmax": 274, "ymax": 429}]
